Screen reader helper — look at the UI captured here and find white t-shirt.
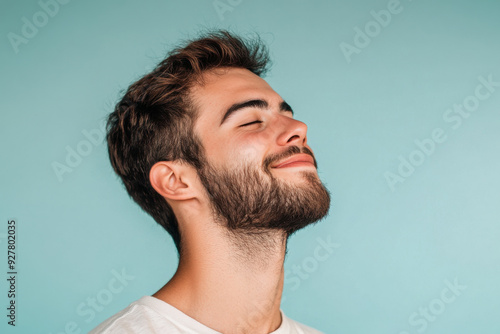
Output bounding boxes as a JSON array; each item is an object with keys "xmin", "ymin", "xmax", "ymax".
[{"xmin": 90, "ymin": 296, "xmax": 324, "ymax": 334}]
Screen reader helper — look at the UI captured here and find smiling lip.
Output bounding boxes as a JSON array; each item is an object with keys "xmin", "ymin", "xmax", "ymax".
[{"xmin": 271, "ymin": 154, "xmax": 316, "ymax": 168}]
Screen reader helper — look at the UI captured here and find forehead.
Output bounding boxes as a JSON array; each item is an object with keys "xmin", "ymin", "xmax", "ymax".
[{"xmin": 189, "ymin": 67, "xmax": 279, "ymax": 126}]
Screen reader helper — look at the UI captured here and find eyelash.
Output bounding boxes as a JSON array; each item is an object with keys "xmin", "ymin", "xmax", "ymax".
[{"xmin": 240, "ymin": 120, "xmax": 262, "ymax": 127}]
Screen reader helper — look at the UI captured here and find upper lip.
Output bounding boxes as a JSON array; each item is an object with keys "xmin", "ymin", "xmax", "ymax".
[{"xmin": 271, "ymin": 153, "xmax": 315, "ymax": 168}]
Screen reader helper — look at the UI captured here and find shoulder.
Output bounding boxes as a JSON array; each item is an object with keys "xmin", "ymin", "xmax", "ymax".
[
  {"xmin": 89, "ymin": 296, "xmax": 183, "ymax": 334},
  {"xmin": 280, "ymin": 311, "xmax": 325, "ymax": 334},
  {"xmin": 89, "ymin": 296, "xmax": 221, "ymax": 334}
]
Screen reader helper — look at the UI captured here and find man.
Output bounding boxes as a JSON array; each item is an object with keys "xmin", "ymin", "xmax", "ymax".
[{"xmin": 92, "ymin": 29, "xmax": 331, "ymax": 334}]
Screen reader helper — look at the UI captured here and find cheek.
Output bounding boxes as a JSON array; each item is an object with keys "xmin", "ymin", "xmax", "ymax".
[
  {"xmin": 212, "ymin": 131, "xmax": 274, "ymax": 167},
  {"xmin": 248, "ymin": 132, "xmax": 274, "ymax": 159},
  {"xmin": 238, "ymin": 146, "xmax": 261, "ymax": 161},
  {"xmin": 228, "ymin": 140, "xmax": 268, "ymax": 166}
]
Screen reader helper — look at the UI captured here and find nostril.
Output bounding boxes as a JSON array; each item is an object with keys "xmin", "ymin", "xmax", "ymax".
[{"xmin": 287, "ymin": 134, "xmax": 300, "ymax": 143}]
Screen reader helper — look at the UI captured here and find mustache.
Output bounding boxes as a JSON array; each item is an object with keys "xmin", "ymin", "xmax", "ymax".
[{"xmin": 263, "ymin": 146, "xmax": 318, "ymax": 170}]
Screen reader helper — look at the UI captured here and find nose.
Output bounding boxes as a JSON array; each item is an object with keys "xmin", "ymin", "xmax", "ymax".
[{"xmin": 275, "ymin": 114, "xmax": 308, "ymax": 147}]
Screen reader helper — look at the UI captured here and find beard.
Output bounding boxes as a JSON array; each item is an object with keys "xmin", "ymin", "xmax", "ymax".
[{"xmin": 196, "ymin": 145, "xmax": 331, "ymax": 242}]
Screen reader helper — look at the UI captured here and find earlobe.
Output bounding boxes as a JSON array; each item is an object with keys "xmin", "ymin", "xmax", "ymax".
[{"xmin": 149, "ymin": 161, "xmax": 195, "ymax": 201}]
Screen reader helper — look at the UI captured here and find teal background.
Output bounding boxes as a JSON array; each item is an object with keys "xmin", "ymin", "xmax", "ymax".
[{"xmin": 1, "ymin": 0, "xmax": 500, "ymax": 333}]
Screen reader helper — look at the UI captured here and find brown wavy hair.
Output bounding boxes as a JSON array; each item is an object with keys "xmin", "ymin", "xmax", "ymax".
[{"xmin": 106, "ymin": 29, "xmax": 271, "ymax": 257}]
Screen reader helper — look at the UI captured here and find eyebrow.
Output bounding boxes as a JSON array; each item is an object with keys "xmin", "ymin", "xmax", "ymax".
[{"xmin": 219, "ymin": 99, "xmax": 294, "ymax": 126}]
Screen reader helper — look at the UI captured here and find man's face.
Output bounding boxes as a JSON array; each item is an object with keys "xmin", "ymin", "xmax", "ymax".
[{"xmin": 190, "ymin": 67, "xmax": 330, "ymax": 236}]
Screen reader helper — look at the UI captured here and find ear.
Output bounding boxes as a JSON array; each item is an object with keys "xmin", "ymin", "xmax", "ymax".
[{"xmin": 149, "ymin": 161, "xmax": 197, "ymax": 201}]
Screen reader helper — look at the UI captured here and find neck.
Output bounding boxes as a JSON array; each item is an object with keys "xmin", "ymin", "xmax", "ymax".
[{"xmin": 154, "ymin": 226, "xmax": 288, "ymax": 334}]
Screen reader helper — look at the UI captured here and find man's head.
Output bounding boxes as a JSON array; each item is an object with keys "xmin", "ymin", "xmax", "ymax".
[{"xmin": 106, "ymin": 30, "xmax": 330, "ymax": 258}]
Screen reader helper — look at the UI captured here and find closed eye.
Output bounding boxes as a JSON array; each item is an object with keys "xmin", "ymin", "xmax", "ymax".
[{"xmin": 240, "ymin": 120, "xmax": 262, "ymax": 127}]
